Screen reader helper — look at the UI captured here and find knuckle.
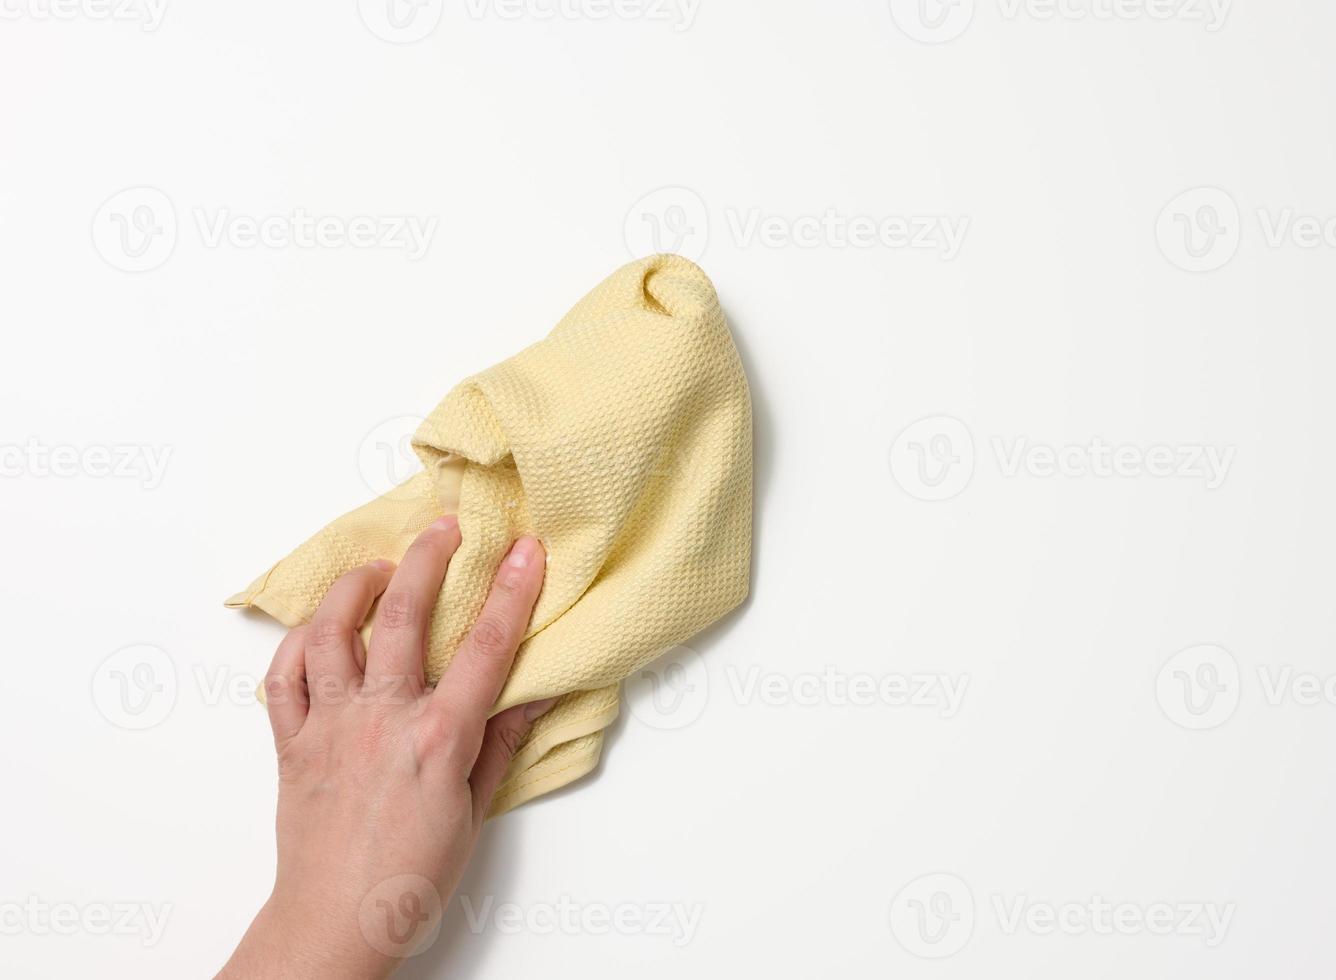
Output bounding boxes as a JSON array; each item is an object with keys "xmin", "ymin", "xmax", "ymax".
[
  {"xmin": 468, "ymin": 617, "xmax": 513, "ymax": 659},
  {"xmin": 416, "ymin": 710, "xmax": 464, "ymax": 760},
  {"xmin": 268, "ymin": 628, "xmax": 304, "ymax": 670},
  {"xmin": 263, "ymin": 673, "xmax": 298, "ymax": 706},
  {"xmin": 306, "ymin": 620, "xmax": 350, "ymax": 651},
  {"xmin": 494, "ymin": 720, "xmax": 526, "ymax": 759},
  {"xmin": 275, "ymin": 743, "xmax": 312, "ymax": 782},
  {"xmin": 377, "ymin": 591, "xmax": 419, "ymax": 631}
]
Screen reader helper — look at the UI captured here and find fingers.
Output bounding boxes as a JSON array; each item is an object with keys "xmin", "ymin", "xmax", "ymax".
[
  {"xmin": 264, "ymin": 626, "xmax": 309, "ymax": 747},
  {"xmin": 365, "ymin": 516, "xmax": 461, "ymax": 691},
  {"xmin": 469, "ymin": 697, "xmax": 558, "ymax": 822},
  {"xmin": 432, "ymin": 536, "xmax": 545, "ymax": 740},
  {"xmin": 305, "ymin": 561, "xmax": 395, "ymax": 707}
]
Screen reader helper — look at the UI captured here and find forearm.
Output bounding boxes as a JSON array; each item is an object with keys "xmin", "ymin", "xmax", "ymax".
[{"xmin": 217, "ymin": 897, "xmax": 396, "ymax": 980}]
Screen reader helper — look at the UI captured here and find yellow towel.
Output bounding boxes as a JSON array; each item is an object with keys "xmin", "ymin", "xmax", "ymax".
[{"xmin": 226, "ymin": 255, "xmax": 753, "ymax": 814}]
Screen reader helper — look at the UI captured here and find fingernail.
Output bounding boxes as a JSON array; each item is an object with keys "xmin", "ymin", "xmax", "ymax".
[
  {"xmin": 432, "ymin": 514, "xmax": 458, "ymax": 532},
  {"xmin": 506, "ymin": 536, "xmax": 539, "ymax": 569},
  {"xmin": 371, "ymin": 558, "xmax": 396, "ymax": 572},
  {"xmin": 523, "ymin": 697, "xmax": 559, "ymax": 722}
]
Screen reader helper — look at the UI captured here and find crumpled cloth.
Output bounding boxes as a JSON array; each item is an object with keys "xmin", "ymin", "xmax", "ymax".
[{"xmin": 226, "ymin": 254, "xmax": 753, "ymax": 814}]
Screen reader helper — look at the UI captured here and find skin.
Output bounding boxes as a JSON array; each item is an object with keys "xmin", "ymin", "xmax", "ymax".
[{"xmin": 217, "ymin": 514, "xmax": 554, "ymax": 979}]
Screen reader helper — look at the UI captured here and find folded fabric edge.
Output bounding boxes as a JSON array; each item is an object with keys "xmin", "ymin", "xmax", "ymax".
[
  {"xmin": 506, "ymin": 695, "xmax": 620, "ymax": 782},
  {"xmin": 225, "ymin": 570, "xmax": 308, "ymax": 628},
  {"xmin": 488, "ymin": 731, "xmax": 606, "ymax": 819}
]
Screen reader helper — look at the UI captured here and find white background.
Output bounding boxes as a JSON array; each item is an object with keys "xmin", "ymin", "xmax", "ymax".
[{"xmin": 2, "ymin": 0, "xmax": 1334, "ymax": 976}]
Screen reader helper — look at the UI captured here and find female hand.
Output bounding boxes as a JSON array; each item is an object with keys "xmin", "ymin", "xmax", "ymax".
[{"xmin": 218, "ymin": 515, "xmax": 553, "ymax": 979}]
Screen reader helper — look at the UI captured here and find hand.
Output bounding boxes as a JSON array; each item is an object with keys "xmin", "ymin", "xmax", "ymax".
[{"xmin": 218, "ymin": 516, "xmax": 554, "ymax": 979}]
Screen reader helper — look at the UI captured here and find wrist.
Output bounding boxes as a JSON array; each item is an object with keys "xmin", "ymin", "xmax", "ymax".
[{"xmin": 219, "ymin": 894, "xmax": 397, "ymax": 980}]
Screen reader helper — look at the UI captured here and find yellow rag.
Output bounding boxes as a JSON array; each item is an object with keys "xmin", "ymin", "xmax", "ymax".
[{"xmin": 226, "ymin": 255, "xmax": 753, "ymax": 814}]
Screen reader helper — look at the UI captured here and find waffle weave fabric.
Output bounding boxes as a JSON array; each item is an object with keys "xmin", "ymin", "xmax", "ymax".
[{"xmin": 226, "ymin": 254, "xmax": 753, "ymax": 814}]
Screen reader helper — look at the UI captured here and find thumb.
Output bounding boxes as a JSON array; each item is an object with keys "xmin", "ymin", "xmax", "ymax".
[{"xmin": 469, "ymin": 697, "xmax": 559, "ymax": 824}]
